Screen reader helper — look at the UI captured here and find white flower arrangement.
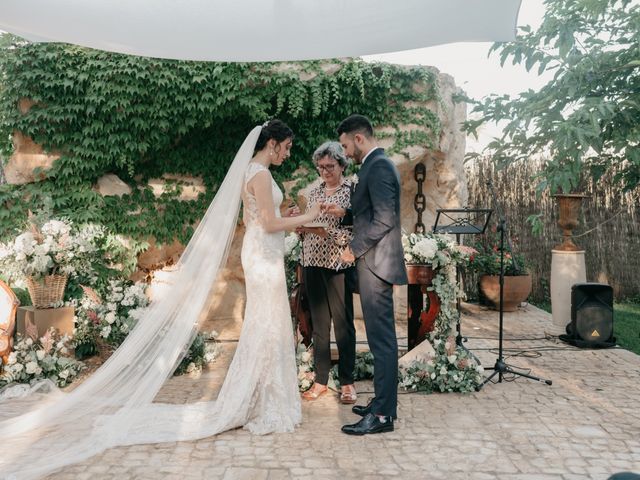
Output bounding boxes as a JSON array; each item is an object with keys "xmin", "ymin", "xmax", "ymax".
[
  {"xmin": 402, "ymin": 231, "xmax": 476, "ymax": 268},
  {"xmin": 284, "ymin": 232, "xmax": 301, "ymax": 259},
  {"xmin": 71, "ymin": 279, "xmax": 150, "ymax": 350},
  {"xmin": 398, "ymin": 334, "xmax": 484, "ymax": 393},
  {"xmin": 173, "ymin": 330, "xmax": 220, "ymax": 376},
  {"xmin": 398, "ymin": 231, "xmax": 483, "ymax": 392},
  {"xmin": 0, "ymin": 328, "xmax": 84, "ymax": 388},
  {"xmin": 0, "ymin": 219, "xmax": 105, "ymax": 282}
]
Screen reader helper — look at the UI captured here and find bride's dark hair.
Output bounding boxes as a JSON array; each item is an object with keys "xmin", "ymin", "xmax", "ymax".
[{"xmin": 255, "ymin": 119, "xmax": 294, "ymax": 151}]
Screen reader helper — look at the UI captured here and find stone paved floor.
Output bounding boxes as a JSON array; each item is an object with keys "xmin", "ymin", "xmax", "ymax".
[{"xmin": 49, "ymin": 303, "xmax": 640, "ymax": 479}]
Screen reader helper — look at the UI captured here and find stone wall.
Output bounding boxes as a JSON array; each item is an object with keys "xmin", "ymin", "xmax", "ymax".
[
  {"xmin": 204, "ymin": 65, "xmax": 468, "ymax": 326},
  {"xmin": 2, "ymin": 64, "xmax": 468, "ymax": 325}
]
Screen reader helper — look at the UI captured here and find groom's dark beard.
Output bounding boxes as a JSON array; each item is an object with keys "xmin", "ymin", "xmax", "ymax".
[{"xmin": 353, "ymin": 145, "xmax": 364, "ymax": 164}]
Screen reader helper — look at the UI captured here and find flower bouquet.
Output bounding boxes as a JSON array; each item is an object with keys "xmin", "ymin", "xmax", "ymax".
[{"xmin": 402, "ymin": 231, "xmax": 476, "ymax": 268}]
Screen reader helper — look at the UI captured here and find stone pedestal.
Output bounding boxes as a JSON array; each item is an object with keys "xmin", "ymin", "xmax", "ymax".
[{"xmin": 550, "ymin": 250, "xmax": 586, "ymax": 334}]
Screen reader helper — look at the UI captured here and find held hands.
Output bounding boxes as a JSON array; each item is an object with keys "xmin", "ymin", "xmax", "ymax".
[
  {"xmin": 284, "ymin": 204, "xmax": 301, "ymax": 217},
  {"xmin": 322, "ymin": 203, "xmax": 346, "ymax": 218}
]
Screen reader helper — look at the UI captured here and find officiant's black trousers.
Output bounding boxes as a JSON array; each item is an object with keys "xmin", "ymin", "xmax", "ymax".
[
  {"xmin": 357, "ymin": 260, "xmax": 398, "ymax": 419},
  {"xmin": 303, "ymin": 266, "xmax": 356, "ymax": 385}
]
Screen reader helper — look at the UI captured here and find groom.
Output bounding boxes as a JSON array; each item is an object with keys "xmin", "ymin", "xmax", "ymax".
[{"xmin": 328, "ymin": 114, "xmax": 407, "ymax": 435}]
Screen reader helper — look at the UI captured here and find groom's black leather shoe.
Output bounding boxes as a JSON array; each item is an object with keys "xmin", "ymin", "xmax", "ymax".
[
  {"xmin": 352, "ymin": 398, "xmax": 374, "ymax": 417},
  {"xmin": 341, "ymin": 413, "xmax": 394, "ymax": 435}
]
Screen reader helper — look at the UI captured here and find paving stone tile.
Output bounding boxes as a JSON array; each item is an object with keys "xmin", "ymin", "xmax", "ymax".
[{"xmin": 43, "ymin": 304, "xmax": 640, "ymax": 480}]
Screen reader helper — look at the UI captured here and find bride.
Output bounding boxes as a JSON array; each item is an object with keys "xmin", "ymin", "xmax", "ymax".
[{"xmin": 0, "ymin": 120, "xmax": 320, "ymax": 479}]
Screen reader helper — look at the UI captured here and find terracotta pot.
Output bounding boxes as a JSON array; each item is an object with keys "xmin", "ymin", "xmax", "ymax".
[
  {"xmin": 479, "ymin": 274, "xmax": 532, "ymax": 312},
  {"xmin": 405, "ymin": 264, "xmax": 435, "ymax": 285},
  {"xmin": 552, "ymin": 193, "xmax": 588, "ymax": 251}
]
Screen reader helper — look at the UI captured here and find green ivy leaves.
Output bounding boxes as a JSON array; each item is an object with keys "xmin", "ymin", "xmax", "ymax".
[{"xmin": 0, "ymin": 37, "xmax": 441, "ymax": 245}]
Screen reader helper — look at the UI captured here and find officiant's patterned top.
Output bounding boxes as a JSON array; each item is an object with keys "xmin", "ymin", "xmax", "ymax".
[{"xmin": 301, "ymin": 179, "xmax": 354, "ymax": 270}]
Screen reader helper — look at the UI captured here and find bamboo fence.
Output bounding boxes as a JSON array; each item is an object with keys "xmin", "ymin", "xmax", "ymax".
[{"xmin": 465, "ymin": 157, "xmax": 640, "ymax": 302}]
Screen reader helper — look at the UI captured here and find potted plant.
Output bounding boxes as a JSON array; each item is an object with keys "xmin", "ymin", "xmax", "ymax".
[{"xmin": 469, "ymin": 239, "xmax": 531, "ymax": 312}]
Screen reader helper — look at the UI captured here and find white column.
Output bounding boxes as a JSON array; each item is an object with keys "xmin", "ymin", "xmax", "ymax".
[{"xmin": 550, "ymin": 250, "xmax": 586, "ymax": 334}]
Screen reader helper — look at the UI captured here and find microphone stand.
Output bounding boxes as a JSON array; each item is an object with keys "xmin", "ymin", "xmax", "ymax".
[{"xmin": 478, "ymin": 180, "xmax": 552, "ymax": 389}]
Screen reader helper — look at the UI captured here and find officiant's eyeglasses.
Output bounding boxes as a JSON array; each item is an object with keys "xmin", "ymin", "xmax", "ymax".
[{"xmin": 317, "ymin": 164, "xmax": 338, "ymax": 173}]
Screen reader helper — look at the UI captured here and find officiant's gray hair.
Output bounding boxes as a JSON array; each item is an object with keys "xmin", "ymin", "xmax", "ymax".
[{"xmin": 312, "ymin": 141, "xmax": 350, "ymax": 169}]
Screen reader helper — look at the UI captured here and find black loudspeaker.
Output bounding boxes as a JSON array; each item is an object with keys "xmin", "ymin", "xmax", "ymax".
[{"xmin": 560, "ymin": 283, "xmax": 616, "ymax": 348}]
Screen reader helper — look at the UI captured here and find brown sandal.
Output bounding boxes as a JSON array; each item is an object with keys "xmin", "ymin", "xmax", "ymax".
[
  {"xmin": 340, "ymin": 385, "xmax": 357, "ymax": 404},
  {"xmin": 302, "ymin": 384, "xmax": 328, "ymax": 401}
]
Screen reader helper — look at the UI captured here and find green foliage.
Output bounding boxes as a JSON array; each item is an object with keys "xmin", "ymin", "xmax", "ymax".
[
  {"xmin": 463, "ymin": 0, "xmax": 640, "ymax": 194},
  {"xmin": 173, "ymin": 331, "xmax": 219, "ymax": 376},
  {"xmin": 0, "ymin": 37, "xmax": 440, "ymax": 245},
  {"xmin": 468, "ymin": 229, "xmax": 528, "ymax": 276},
  {"xmin": 614, "ymin": 302, "xmax": 640, "ymax": 355}
]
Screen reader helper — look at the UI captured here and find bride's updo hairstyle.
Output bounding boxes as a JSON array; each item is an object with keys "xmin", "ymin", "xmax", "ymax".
[{"xmin": 255, "ymin": 119, "xmax": 294, "ymax": 153}]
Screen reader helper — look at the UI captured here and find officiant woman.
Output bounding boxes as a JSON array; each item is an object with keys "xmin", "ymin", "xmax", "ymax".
[{"xmin": 297, "ymin": 141, "xmax": 357, "ymax": 404}]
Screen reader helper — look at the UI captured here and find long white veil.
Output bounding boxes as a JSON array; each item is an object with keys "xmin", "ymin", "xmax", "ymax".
[{"xmin": 0, "ymin": 126, "xmax": 263, "ymax": 479}]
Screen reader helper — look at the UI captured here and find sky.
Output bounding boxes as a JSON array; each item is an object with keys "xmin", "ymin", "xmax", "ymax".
[{"xmin": 362, "ymin": 0, "xmax": 550, "ymax": 152}]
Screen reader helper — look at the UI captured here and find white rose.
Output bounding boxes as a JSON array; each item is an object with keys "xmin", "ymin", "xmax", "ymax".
[
  {"xmin": 58, "ymin": 369, "xmax": 69, "ymax": 379},
  {"xmin": 447, "ymin": 355, "xmax": 457, "ymax": 364},
  {"xmin": 300, "ymin": 352, "xmax": 311, "ymax": 363},
  {"xmin": 439, "ymin": 366, "xmax": 448, "ymax": 375},
  {"xmin": 36, "ymin": 350, "xmax": 45, "ymax": 360},
  {"xmin": 13, "ymin": 363, "xmax": 24, "ymax": 372},
  {"xmin": 100, "ymin": 326, "xmax": 111, "ymax": 338},
  {"xmin": 25, "ymin": 361, "xmax": 39, "ymax": 374},
  {"xmin": 25, "ymin": 338, "xmax": 33, "ymax": 346},
  {"xmin": 7, "ymin": 352, "xmax": 17, "ymax": 365},
  {"xmin": 430, "ymin": 372, "xmax": 436, "ymax": 380},
  {"xmin": 105, "ymin": 312, "xmax": 117, "ymax": 324}
]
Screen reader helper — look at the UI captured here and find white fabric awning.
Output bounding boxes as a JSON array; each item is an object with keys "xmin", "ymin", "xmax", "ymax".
[{"xmin": 0, "ymin": 0, "xmax": 521, "ymax": 61}]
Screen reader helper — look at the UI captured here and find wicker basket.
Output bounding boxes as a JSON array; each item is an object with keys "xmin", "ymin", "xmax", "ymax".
[{"xmin": 25, "ymin": 274, "xmax": 68, "ymax": 308}]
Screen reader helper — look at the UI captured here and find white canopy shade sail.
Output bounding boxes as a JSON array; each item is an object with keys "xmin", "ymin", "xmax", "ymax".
[{"xmin": 0, "ymin": 0, "xmax": 522, "ymax": 62}]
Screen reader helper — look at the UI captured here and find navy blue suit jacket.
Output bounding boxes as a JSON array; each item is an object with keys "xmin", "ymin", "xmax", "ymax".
[{"xmin": 346, "ymin": 148, "xmax": 407, "ymax": 286}]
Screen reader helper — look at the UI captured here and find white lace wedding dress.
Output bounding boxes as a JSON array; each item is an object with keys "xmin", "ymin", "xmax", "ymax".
[
  {"xmin": 0, "ymin": 126, "xmax": 300, "ymax": 479},
  {"xmin": 99, "ymin": 162, "xmax": 301, "ymax": 444}
]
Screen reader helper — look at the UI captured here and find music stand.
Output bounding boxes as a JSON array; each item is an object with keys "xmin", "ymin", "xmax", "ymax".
[{"xmin": 432, "ymin": 207, "xmax": 492, "ymax": 349}]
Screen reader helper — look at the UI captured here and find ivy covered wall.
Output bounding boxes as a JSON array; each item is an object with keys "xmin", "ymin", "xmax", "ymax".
[{"xmin": 0, "ymin": 36, "xmax": 442, "ymax": 248}]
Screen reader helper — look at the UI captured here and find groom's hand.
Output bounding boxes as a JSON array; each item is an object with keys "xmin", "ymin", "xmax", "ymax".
[
  {"xmin": 323, "ymin": 203, "xmax": 346, "ymax": 218},
  {"xmin": 340, "ymin": 246, "xmax": 355, "ymax": 263}
]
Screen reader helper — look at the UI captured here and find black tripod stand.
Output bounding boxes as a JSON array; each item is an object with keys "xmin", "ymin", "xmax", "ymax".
[{"xmin": 478, "ymin": 181, "xmax": 552, "ymax": 389}]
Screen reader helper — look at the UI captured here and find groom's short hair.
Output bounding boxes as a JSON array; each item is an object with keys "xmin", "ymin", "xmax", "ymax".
[{"xmin": 337, "ymin": 114, "xmax": 374, "ymax": 138}]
